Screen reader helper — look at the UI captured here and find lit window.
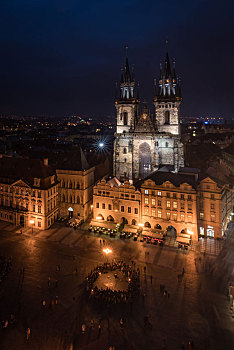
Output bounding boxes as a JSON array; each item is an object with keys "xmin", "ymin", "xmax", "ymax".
[
  {"xmin": 166, "ymin": 200, "xmax": 170, "ymax": 208},
  {"xmin": 200, "ymin": 212, "xmax": 204, "ymax": 220},
  {"xmin": 151, "ymin": 209, "xmax": 156, "ymax": 217},
  {"xmin": 158, "ymin": 210, "xmax": 162, "ymax": 218},
  {"xmin": 173, "ymin": 201, "xmax": 177, "ymax": 209},
  {"xmin": 152, "ymin": 198, "xmax": 156, "ymax": 206},
  {"xmin": 200, "ymin": 227, "xmax": 204, "ymax": 235},
  {"xmin": 145, "ymin": 207, "xmax": 149, "ymax": 215},
  {"xmin": 145, "ymin": 197, "xmax": 149, "ymax": 205},
  {"xmin": 166, "ymin": 212, "xmax": 170, "ymax": 220},
  {"xmin": 173, "ymin": 213, "xmax": 177, "ymax": 221},
  {"xmin": 157, "ymin": 191, "xmax": 161, "ymax": 196},
  {"xmin": 211, "ymin": 214, "xmax": 215, "ymax": 222},
  {"xmin": 145, "ymin": 190, "xmax": 148, "ymax": 195},
  {"xmin": 181, "ymin": 214, "xmax": 185, "ymax": 221}
]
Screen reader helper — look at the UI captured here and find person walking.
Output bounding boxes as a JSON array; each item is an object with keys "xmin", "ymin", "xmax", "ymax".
[{"xmin": 26, "ymin": 327, "xmax": 31, "ymax": 340}]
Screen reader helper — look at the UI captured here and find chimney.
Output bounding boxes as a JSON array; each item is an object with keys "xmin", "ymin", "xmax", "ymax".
[{"xmin": 43, "ymin": 158, "xmax": 48, "ymax": 166}]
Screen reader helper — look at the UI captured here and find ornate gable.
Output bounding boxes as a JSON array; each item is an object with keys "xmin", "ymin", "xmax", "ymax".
[{"xmin": 12, "ymin": 179, "xmax": 30, "ymax": 188}]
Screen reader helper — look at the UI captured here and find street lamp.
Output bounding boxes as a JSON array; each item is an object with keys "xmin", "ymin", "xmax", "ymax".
[
  {"xmin": 103, "ymin": 248, "xmax": 112, "ymax": 255},
  {"xmin": 29, "ymin": 219, "xmax": 35, "ymax": 234}
]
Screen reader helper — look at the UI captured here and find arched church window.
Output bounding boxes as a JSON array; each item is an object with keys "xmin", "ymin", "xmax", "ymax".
[
  {"xmin": 123, "ymin": 148, "xmax": 127, "ymax": 154},
  {"xmin": 165, "ymin": 110, "xmax": 170, "ymax": 124},
  {"xmin": 124, "ymin": 158, "xmax": 127, "ymax": 162},
  {"xmin": 123, "ymin": 112, "xmax": 128, "ymax": 125}
]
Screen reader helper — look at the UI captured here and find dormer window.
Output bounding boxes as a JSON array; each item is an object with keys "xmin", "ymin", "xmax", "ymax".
[
  {"xmin": 51, "ymin": 176, "xmax": 55, "ymax": 185},
  {"xmin": 34, "ymin": 178, "xmax": 40, "ymax": 187}
]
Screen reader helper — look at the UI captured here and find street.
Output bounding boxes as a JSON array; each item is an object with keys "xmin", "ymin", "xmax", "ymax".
[{"xmin": 0, "ymin": 220, "xmax": 233, "ymax": 350}]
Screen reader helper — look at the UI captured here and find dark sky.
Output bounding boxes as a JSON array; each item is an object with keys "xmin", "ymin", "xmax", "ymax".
[{"xmin": 1, "ymin": 0, "xmax": 234, "ymax": 119}]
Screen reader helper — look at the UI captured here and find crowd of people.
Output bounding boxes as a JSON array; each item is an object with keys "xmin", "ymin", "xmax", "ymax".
[{"xmin": 86, "ymin": 260, "xmax": 140, "ymax": 305}]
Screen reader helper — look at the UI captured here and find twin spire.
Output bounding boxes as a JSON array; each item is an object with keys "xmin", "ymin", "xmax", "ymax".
[{"xmin": 116, "ymin": 43, "xmax": 182, "ymax": 104}]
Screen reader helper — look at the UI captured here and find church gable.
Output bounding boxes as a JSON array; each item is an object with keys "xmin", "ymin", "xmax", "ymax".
[{"xmin": 134, "ymin": 112, "xmax": 155, "ymax": 134}]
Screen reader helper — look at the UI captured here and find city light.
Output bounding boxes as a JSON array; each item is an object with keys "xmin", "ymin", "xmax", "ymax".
[
  {"xmin": 138, "ymin": 223, "xmax": 144, "ymax": 227},
  {"xmin": 103, "ymin": 248, "xmax": 112, "ymax": 254},
  {"xmin": 187, "ymin": 229, "xmax": 193, "ymax": 235},
  {"xmin": 96, "ymin": 216, "xmax": 102, "ymax": 220},
  {"xmin": 99, "ymin": 142, "xmax": 104, "ymax": 148}
]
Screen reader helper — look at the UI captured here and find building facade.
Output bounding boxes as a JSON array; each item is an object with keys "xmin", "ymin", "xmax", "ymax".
[
  {"xmin": 57, "ymin": 167, "xmax": 95, "ymax": 221},
  {"xmin": 0, "ymin": 156, "xmax": 59, "ymax": 230},
  {"xmin": 113, "ymin": 51, "xmax": 184, "ymax": 182},
  {"xmin": 93, "ymin": 168, "xmax": 227, "ymax": 240}
]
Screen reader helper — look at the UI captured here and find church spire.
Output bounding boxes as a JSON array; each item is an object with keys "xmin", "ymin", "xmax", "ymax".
[
  {"xmin": 116, "ymin": 46, "xmax": 138, "ymax": 103},
  {"xmin": 154, "ymin": 42, "xmax": 182, "ymax": 102}
]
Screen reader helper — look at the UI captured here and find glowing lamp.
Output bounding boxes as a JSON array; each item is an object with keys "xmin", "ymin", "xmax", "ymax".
[
  {"xmin": 138, "ymin": 223, "xmax": 144, "ymax": 227},
  {"xmin": 29, "ymin": 220, "xmax": 35, "ymax": 225},
  {"xmin": 103, "ymin": 248, "xmax": 112, "ymax": 255},
  {"xmin": 96, "ymin": 216, "xmax": 102, "ymax": 220}
]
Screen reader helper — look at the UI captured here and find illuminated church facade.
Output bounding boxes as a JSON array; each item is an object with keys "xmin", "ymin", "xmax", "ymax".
[{"xmin": 113, "ymin": 50, "xmax": 184, "ymax": 183}]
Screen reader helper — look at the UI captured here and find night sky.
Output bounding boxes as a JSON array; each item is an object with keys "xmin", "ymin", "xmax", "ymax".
[{"xmin": 1, "ymin": 0, "xmax": 234, "ymax": 119}]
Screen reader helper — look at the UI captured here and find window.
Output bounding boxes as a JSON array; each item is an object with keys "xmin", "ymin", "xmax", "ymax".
[
  {"xmin": 121, "ymin": 206, "xmax": 124, "ymax": 212},
  {"xmin": 38, "ymin": 206, "xmax": 41, "ymax": 213},
  {"xmin": 173, "ymin": 213, "xmax": 177, "ymax": 221},
  {"xmin": 181, "ymin": 194, "xmax": 184, "ymax": 200},
  {"xmin": 123, "ymin": 148, "xmax": 127, "ymax": 154},
  {"xmin": 211, "ymin": 194, "xmax": 215, "ymax": 200},
  {"xmin": 123, "ymin": 111, "xmax": 128, "ymax": 125},
  {"xmin": 207, "ymin": 185, "xmax": 210, "ymax": 189},
  {"xmin": 152, "ymin": 198, "xmax": 156, "ymax": 206},
  {"xmin": 145, "ymin": 207, "xmax": 149, "ymax": 215},
  {"xmin": 200, "ymin": 212, "xmax": 204, "ymax": 220},
  {"xmin": 188, "ymin": 215, "xmax": 192, "ymax": 223},
  {"xmin": 121, "ymin": 193, "xmax": 124, "ymax": 197},
  {"xmin": 200, "ymin": 227, "xmax": 204, "ymax": 235},
  {"xmin": 158, "ymin": 200, "xmax": 162, "ymax": 207},
  {"xmin": 151, "ymin": 209, "xmax": 156, "ymax": 217},
  {"xmin": 188, "ymin": 195, "xmax": 192, "ymax": 201},
  {"xmin": 108, "ymin": 204, "xmax": 112, "ymax": 210},
  {"xmin": 165, "ymin": 110, "xmax": 170, "ymax": 124},
  {"xmin": 211, "ymin": 203, "xmax": 215, "ymax": 210},
  {"xmin": 134, "ymin": 208, "xmax": 138, "ymax": 214},
  {"xmin": 32, "ymin": 191, "xmax": 35, "ymax": 197},
  {"xmin": 145, "ymin": 197, "xmax": 149, "ymax": 205},
  {"xmin": 173, "ymin": 193, "xmax": 177, "ymax": 199},
  {"xmin": 158, "ymin": 210, "xmax": 162, "ymax": 218},
  {"xmin": 165, "ymin": 142, "xmax": 168, "ymax": 148},
  {"xmin": 145, "ymin": 190, "xmax": 148, "ymax": 194},
  {"xmin": 166, "ymin": 192, "xmax": 170, "ymax": 198},
  {"xmin": 211, "ymin": 214, "xmax": 215, "ymax": 222},
  {"xmin": 173, "ymin": 201, "xmax": 177, "ymax": 209},
  {"xmin": 102, "ymin": 203, "xmax": 105, "ymax": 209},
  {"xmin": 181, "ymin": 202, "xmax": 184, "ymax": 210},
  {"xmin": 124, "ymin": 158, "xmax": 127, "ymax": 163},
  {"xmin": 166, "ymin": 200, "xmax": 171, "ymax": 208},
  {"xmin": 128, "ymin": 207, "xmax": 131, "ymax": 213},
  {"xmin": 158, "ymin": 191, "xmax": 162, "ymax": 196},
  {"xmin": 166, "ymin": 212, "xmax": 170, "ymax": 220},
  {"xmin": 33, "ymin": 204, "xmax": 35, "ymax": 212},
  {"xmin": 200, "ymin": 192, "xmax": 203, "ymax": 198},
  {"xmin": 152, "ymin": 191, "xmax": 155, "ymax": 196},
  {"xmin": 38, "ymin": 222, "xmax": 41, "ymax": 228},
  {"xmin": 96, "ymin": 202, "xmax": 99, "ymax": 208},
  {"xmin": 131, "ymin": 195, "xmax": 135, "ymax": 199},
  {"xmin": 181, "ymin": 213, "xmax": 185, "ymax": 221},
  {"xmin": 188, "ymin": 203, "xmax": 192, "ymax": 211}
]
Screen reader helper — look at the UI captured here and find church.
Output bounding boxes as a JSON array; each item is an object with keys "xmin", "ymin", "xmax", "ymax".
[{"xmin": 113, "ymin": 49, "xmax": 184, "ymax": 183}]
